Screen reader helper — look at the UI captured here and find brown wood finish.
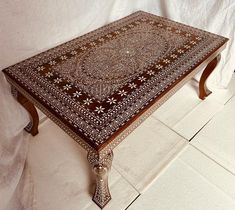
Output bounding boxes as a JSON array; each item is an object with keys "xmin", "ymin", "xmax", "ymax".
[
  {"xmin": 11, "ymin": 86, "xmax": 39, "ymax": 136},
  {"xmin": 2, "ymin": 11, "xmax": 229, "ymax": 208},
  {"xmin": 199, "ymin": 54, "xmax": 221, "ymax": 100},
  {"xmin": 97, "ymin": 50, "xmax": 226, "ymax": 152}
]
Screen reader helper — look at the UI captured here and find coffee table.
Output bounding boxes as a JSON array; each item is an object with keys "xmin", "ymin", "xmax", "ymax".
[{"xmin": 3, "ymin": 11, "xmax": 228, "ymax": 208}]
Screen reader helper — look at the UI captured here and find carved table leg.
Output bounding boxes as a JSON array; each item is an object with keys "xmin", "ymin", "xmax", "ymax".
[
  {"xmin": 87, "ymin": 151, "xmax": 113, "ymax": 209},
  {"xmin": 199, "ymin": 54, "xmax": 221, "ymax": 100},
  {"xmin": 11, "ymin": 86, "xmax": 39, "ymax": 136}
]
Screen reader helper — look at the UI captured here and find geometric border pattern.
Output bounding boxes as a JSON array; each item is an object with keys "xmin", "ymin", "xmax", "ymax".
[{"xmin": 3, "ymin": 11, "xmax": 228, "ymax": 151}]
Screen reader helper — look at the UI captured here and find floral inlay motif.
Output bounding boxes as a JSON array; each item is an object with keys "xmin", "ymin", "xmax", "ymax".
[
  {"xmin": 3, "ymin": 11, "xmax": 228, "ymax": 149},
  {"xmin": 52, "ymin": 23, "xmax": 187, "ymax": 101},
  {"xmin": 54, "ymin": 78, "xmax": 62, "ymax": 83},
  {"xmin": 107, "ymin": 98, "xmax": 117, "ymax": 105},
  {"xmin": 83, "ymin": 98, "xmax": 93, "ymax": 105},
  {"xmin": 73, "ymin": 91, "xmax": 82, "ymax": 98}
]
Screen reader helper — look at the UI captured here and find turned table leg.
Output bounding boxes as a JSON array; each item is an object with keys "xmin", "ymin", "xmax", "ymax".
[
  {"xmin": 87, "ymin": 151, "xmax": 113, "ymax": 209},
  {"xmin": 11, "ymin": 86, "xmax": 39, "ymax": 136},
  {"xmin": 199, "ymin": 54, "xmax": 221, "ymax": 100}
]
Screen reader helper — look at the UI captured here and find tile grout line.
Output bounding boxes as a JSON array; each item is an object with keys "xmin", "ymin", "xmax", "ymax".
[
  {"xmin": 138, "ymin": 141, "xmax": 189, "ymax": 193},
  {"xmin": 154, "ymin": 96, "xmax": 225, "ymax": 142},
  {"xmin": 224, "ymin": 93, "xmax": 235, "ymax": 105},
  {"xmin": 36, "ymin": 90, "xmax": 235, "ymax": 208},
  {"xmin": 154, "ymin": 79, "xmax": 204, "ymax": 119},
  {"xmin": 123, "ymin": 143, "xmax": 189, "ymax": 210},
  {"xmin": 150, "ymin": 116, "xmax": 189, "ymax": 141},
  {"xmin": 151, "ymin": 97, "xmax": 201, "ymax": 133},
  {"xmin": 137, "ymin": 140, "xmax": 188, "ymax": 193},
  {"xmin": 189, "ymin": 116, "xmax": 214, "ymax": 142},
  {"xmin": 178, "ymin": 158, "xmax": 235, "ymax": 202},
  {"xmin": 190, "ymin": 143, "xmax": 235, "ymax": 176},
  {"xmin": 125, "ymin": 194, "xmax": 141, "ymax": 210},
  {"xmin": 172, "ymin": 99, "xmax": 224, "ymax": 134},
  {"xmin": 112, "ymin": 165, "xmax": 141, "ymax": 194},
  {"xmin": 169, "ymin": 99, "xmax": 207, "ymax": 129},
  {"xmin": 113, "ymin": 140, "xmax": 189, "ymax": 195}
]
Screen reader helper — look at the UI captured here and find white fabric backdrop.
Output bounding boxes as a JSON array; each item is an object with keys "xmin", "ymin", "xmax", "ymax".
[{"xmin": 0, "ymin": 1, "xmax": 234, "ymax": 209}]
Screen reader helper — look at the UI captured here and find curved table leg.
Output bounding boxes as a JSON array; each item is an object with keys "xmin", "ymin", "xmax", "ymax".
[
  {"xmin": 199, "ymin": 54, "xmax": 221, "ymax": 100},
  {"xmin": 87, "ymin": 151, "xmax": 113, "ymax": 209},
  {"xmin": 11, "ymin": 86, "xmax": 39, "ymax": 136}
]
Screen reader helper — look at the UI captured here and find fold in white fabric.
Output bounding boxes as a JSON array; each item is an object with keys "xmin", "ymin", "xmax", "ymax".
[
  {"xmin": 1, "ymin": 0, "xmax": 234, "ymax": 87},
  {"xmin": 0, "ymin": 1, "xmax": 234, "ymax": 209},
  {"xmin": 0, "ymin": 74, "xmax": 34, "ymax": 210}
]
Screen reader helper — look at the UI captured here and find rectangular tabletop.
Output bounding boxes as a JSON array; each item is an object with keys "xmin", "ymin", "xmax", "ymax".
[{"xmin": 3, "ymin": 11, "xmax": 228, "ymax": 153}]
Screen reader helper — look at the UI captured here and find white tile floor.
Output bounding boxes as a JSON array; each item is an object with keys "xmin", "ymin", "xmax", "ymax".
[{"xmin": 28, "ymin": 74, "xmax": 235, "ymax": 210}]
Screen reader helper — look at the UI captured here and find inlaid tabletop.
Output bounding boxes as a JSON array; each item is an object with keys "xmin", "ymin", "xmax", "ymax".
[{"xmin": 3, "ymin": 11, "xmax": 228, "ymax": 152}]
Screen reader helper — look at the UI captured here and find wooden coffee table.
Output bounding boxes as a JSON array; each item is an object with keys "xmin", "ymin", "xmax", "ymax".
[{"xmin": 3, "ymin": 11, "xmax": 228, "ymax": 208}]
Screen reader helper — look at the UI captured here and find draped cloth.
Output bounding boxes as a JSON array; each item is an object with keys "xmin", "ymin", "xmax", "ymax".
[
  {"xmin": 0, "ymin": 74, "xmax": 34, "ymax": 210},
  {"xmin": 0, "ymin": 1, "xmax": 234, "ymax": 209}
]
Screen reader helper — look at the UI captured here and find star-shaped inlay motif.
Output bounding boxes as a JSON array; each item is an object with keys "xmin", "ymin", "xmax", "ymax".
[
  {"xmin": 95, "ymin": 106, "xmax": 105, "ymax": 114},
  {"xmin": 147, "ymin": 70, "xmax": 155, "ymax": 75},
  {"xmin": 54, "ymin": 78, "xmax": 62, "ymax": 83},
  {"xmin": 107, "ymin": 97, "xmax": 117, "ymax": 104},
  {"xmin": 49, "ymin": 60, "xmax": 56, "ymax": 66},
  {"xmin": 45, "ymin": 72, "xmax": 53, "ymax": 78},
  {"xmin": 118, "ymin": 90, "xmax": 127, "ymax": 96},
  {"xmin": 155, "ymin": 64, "xmax": 163, "ymax": 69},
  {"xmin": 138, "ymin": 76, "xmax": 146, "ymax": 82},
  {"xmin": 73, "ymin": 91, "xmax": 82, "ymax": 98},
  {"xmin": 63, "ymin": 84, "xmax": 72, "ymax": 90},
  {"xmin": 83, "ymin": 98, "xmax": 93, "ymax": 105},
  {"xmin": 37, "ymin": 66, "xmax": 45, "ymax": 71},
  {"xmin": 128, "ymin": 83, "xmax": 137, "ymax": 89}
]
